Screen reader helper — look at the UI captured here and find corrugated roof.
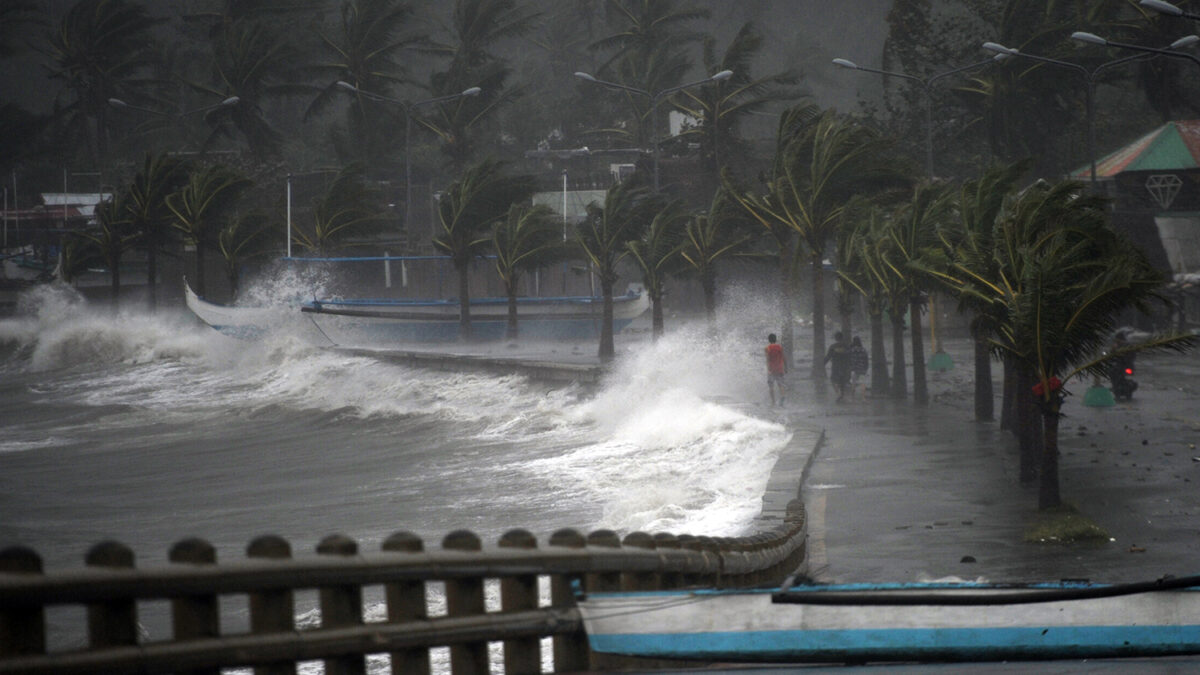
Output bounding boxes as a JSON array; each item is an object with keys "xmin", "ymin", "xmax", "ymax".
[{"xmin": 1072, "ymin": 120, "xmax": 1200, "ymax": 179}]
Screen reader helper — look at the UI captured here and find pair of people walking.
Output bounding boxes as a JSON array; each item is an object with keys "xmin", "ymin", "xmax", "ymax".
[{"xmin": 765, "ymin": 332, "xmax": 868, "ymax": 405}]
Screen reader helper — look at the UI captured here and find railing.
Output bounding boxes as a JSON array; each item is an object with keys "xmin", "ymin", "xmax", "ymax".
[{"xmin": 0, "ymin": 499, "xmax": 806, "ymax": 675}]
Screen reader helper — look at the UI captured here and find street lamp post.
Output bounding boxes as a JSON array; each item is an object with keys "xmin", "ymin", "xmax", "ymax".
[
  {"xmin": 108, "ymin": 96, "xmax": 241, "ymax": 117},
  {"xmin": 1141, "ymin": 0, "xmax": 1200, "ymax": 21},
  {"xmin": 336, "ymin": 82, "xmax": 481, "ymax": 246},
  {"xmin": 831, "ymin": 56, "xmax": 1001, "ymax": 178},
  {"xmin": 573, "ymin": 70, "xmax": 733, "ymax": 191},
  {"xmin": 980, "ymin": 39, "xmax": 1194, "ymax": 186},
  {"xmin": 1071, "ymin": 31, "xmax": 1200, "ymax": 68}
]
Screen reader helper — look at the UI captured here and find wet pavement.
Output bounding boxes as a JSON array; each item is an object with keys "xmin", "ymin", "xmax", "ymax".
[{"xmin": 791, "ymin": 335, "xmax": 1200, "ymax": 586}]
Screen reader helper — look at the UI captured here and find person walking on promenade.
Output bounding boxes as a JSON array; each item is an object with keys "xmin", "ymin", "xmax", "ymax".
[
  {"xmin": 765, "ymin": 333, "xmax": 787, "ymax": 406},
  {"xmin": 825, "ymin": 331, "xmax": 851, "ymax": 402},
  {"xmin": 849, "ymin": 335, "xmax": 869, "ymax": 400}
]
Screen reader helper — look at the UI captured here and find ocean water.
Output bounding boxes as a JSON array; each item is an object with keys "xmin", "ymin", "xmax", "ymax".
[{"xmin": 0, "ymin": 277, "xmax": 793, "ymax": 669}]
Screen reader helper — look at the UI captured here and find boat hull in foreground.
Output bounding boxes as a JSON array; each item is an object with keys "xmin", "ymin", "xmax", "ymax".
[{"xmin": 578, "ymin": 579, "xmax": 1200, "ymax": 664}]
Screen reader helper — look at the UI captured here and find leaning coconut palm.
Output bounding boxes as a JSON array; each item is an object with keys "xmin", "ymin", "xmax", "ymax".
[
  {"xmin": 75, "ymin": 191, "xmax": 137, "ymax": 308},
  {"xmin": 291, "ymin": 163, "xmax": 391, "ymax": 256},
  {"xmin": 433, "ymin": 159, "xmax": 537, "ymax": 340},
  {"xmin": 727, "ymin": 104, "xmax": 908, "ymax": 379},
  {"xmin": 491, "ymin": 203, "xmax": 564, "ymax": 340},
  {"xmin": 883, "ymin": 181, "xmax": 956, "ymax": 405},
  {"xmin": 217, "ymin": 211, "xmax": 274, "ymax": 299},
  {"xmin": 836, "ymin": 208, "xmax": 892, "ymax": 397},
  {"xmin": 627, "ymin": 199, "xmax": 687, "ymax": 340},
  {"xmin": 679, "ymin": 187, "xmax": 755, "ymax": 325},
  {"xmin": 166, "ymin": 164, "xmax": 253, "ymax": 299},
  {"xmin": 577, "ymin": 173, "xmax": 658, "ymax": 361},
  {"xmin": 126, "ymin": 152, "xmax": 189, "ymax": 312}
]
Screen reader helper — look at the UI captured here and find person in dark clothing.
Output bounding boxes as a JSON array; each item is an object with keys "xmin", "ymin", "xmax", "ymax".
[
  {"xmin": 849, "ymin": 335, "xmax": 869, "ymax": 400},
  {"xmin": 824, "ymin": 331, "xmax": 851, "ymax": 402}
]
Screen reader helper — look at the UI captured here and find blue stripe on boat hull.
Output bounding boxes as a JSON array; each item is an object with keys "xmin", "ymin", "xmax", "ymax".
[{"xmin": 590, "ymin": 625, "xmax": 1200, "ymax": 663}]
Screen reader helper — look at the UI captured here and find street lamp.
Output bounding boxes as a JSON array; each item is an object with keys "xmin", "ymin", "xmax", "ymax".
[
  {"xmin": 108, "ymin": 96, "xmax": 241, "ymax": 117},
  {"xmin": 981, "ymin": 38, "xmax": 1193, "ymax": 186},
  {"xmin": 574, "ymin": 69, "xmax": 733, "ymax": 191},
  {"xmin": 831, "ymin": 56, "xmax": 1001, "ymax": 178},
  {"xmin": 1070, "ymin": 30, "xmax": 1200, "ymax": 67},
  {"xmin": 336, "ymin": 81, "xmax": 481, "ymax": 242},
  {"xmin": 1141, "ymin": 0, "xmax": 1200, "ymax": 21}
]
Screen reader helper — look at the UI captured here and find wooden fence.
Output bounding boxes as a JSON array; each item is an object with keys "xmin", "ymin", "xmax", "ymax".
[{"xmin": 0, "ymin": 499, "xmax": 806, "ymax": 675}]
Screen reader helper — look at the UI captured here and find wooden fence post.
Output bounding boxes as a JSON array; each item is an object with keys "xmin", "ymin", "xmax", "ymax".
[
  {"xmin": 316, "ymin": 534, "xmax": 365, "ymax": 675},
  {"xmin": 246, "ymin": 535, "xmax": 296, "ymax": 675},
  {"xmin": 547, "ymin": 529, "xmax": 588, "ymax": 673},
  {"xmin": 442, "ymin": 530, "xmax": 486, "ymax": 675},
  {"xmin": 382, "ymin": 531, "xmax": 429, "ymax": 675},
  {"xmin": 620, "ymin": 533, "xmax": 658, "ymax": 591},
  {"xmin": 652, "ymin": 533, "xmax": 682, "ymax": 589},
  {"xmin": 85, "ymin": 541, "xmax": 137, "ymax": 650},
  {"xmin": 0, "ymin": 546, "xmax": 45, "ymax": 657},
  {"xmin": 169, "ymin": 537, "xmax": 219, "ymax": 675},
  {"xmin": 498, "ymin": 529, "xmax": 540, "ymax": 675}
]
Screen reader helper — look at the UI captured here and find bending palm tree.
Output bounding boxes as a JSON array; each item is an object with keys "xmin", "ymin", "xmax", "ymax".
[
  {"xmin": 432, "ymin": 159, "xmax": 536, "ymax": 340},
  {"xmin": 627, "ymin": 199, "xmax": 686, "ymax": 340},
  {"xmin": 166, "ymin": 164, "xmax": 252, "ymax": 298},
  {"xmin": 491, "ymin": 203, "xmax": 563, "ymax": 340},
  {"xmin": 679, "ymin": 188, "xmax": 755, "ymax": 325},
  {"xmin": 577, "ymin": 174, "xmax": 658, "ymax": 361}
]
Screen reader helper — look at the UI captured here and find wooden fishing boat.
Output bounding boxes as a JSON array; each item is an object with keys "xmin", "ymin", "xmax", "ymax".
[
  {"xmin": 576, "ymin": 574, "xmax": 1200, "ymax": 663},
  {"xmin": 299, "ymin": 290, "xmax": 647, "ymax": 344}
]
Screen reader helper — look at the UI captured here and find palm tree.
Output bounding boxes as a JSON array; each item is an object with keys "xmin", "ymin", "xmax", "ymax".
[
  {"xmin": 626, "ymin": 199, "xmax": 686, "ymax": 340},
  {"xmin": 43, "ymin": 0, "xmax": 162, "ymax": 167},
  {"xmin": 673, "ymin": 22, "xmax": 802, "ymax": 191},
  {"xmin": 883, "ymin": 182, "xmax": 955, "ymax": 405},
  {"xmin": 420, "ymin": 0, "xmax": 539, "ymax": 171},
  {"xmin": 166, "ymin": 164, "xmax": 253, "ymax": 298},
  {"xmin": 308, "ymin": 0, "xmax": 421, "ymax": 168},
  {"xmin": 126, "ymin": 152, "xmax": 189, "ymax": 312},
  {"xmin": 432, "ymin": 158, "xmax": 537, "ymax": 340},
  {"xmin": 727, "ymin": 104, "xmax": 907, "ymax": 379},
  {"xmin": 75, "ymin": 191, "xmax": 137, "ymax": 308},
  {"xmin": 577, "ymin": 173, "xmax": 658, "ymax": 361},
  {"xmin": 291, "ymin": 164, "xmax": 392, "ymax": 256},
  {"xmin": 679, "ymin": 188, "xmax": 755, "ymax": 325},
  {"xmin": 837, "ymin": 209, "xmax": 892, "ymax": 397},
  {"xmin": 217, "ymin": 211, "xmax": 274, "ymax": 299},
  {"xmin": 491, "ymin": 203, "xmax": 563, "ymax": 340}
]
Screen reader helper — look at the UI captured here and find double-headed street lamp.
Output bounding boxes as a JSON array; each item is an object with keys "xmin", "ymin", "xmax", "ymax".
[
  {"xmin": 1071, "ymin": 30, "xmax": 1200, "ymax": 68},
  {"xmin": 573, "ymin": 69, "xmax": 733, "ymax": 191},
  {"xmin": 981, "ymin": 37, "xmax": 1197, "ymax": 186},
  {"xmin": 108, "ymin": 96, "xmax": 241, "ymax": 117},
  {"xmin": 1141, "ymin": 0, "xmax": 1200, "ymax": 21},
  {"xmin": 336, "ymin": 81, "xmax": 481, "ymax": 237},
  {"xmin": 831, "ymin": 56, "xmax": 1002, "ymax": 178}
]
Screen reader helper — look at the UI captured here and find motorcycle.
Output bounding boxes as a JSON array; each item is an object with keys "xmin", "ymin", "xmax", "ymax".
[{"xmin": 1109, "ymin": 353, "xmax": 1138, "ymax": 401}]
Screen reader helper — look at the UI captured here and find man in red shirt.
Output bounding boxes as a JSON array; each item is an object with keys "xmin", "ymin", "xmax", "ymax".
[{"xmin": 765, "ymin": 333, "xmax": 787, "ymax": 406}]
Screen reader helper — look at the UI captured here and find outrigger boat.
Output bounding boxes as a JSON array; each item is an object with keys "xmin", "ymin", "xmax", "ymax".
[
  {"xmin": 576, "ymin": 573, "xmax": 1200, "ymax": 664},
  {"xmin": 299, "ymin": 289, "xmax": 648, "ymax": 344},
  {"xmin": 185, "ymin": 278, "xmax": 648, "ymax": 344}
]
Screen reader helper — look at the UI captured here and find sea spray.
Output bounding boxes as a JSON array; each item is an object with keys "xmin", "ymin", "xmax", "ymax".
[{"xmin": 524, "ymin": 322, "xmax": 793, "ymax": 537}]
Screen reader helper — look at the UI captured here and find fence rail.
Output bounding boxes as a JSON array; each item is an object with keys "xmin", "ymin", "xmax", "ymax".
[{"xmin": 0, "ymin": 499, "xmax": 806, "ymax": 674}]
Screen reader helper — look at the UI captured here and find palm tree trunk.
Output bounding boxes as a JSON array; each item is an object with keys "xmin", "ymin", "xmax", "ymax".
[
  {"xmin": 811, "ymin": 253, "xmax": 826, "ymax": 380},
  {"xmin": 457, "ymin": 261, "xmax": 472, "ymax": 341},
  {"xmin": 599, "ymin": 278, "xmax": 615, "ymax": 362},
  {"xmin": 1015, "ymin": 366, "xmax": 1040, "ymax": 484},
  {"xmin": 972, "ymin": 319, "xmax": 993, "ymax": 421},
  {"xmin": 780, "ymin": 243, "xmax": 796, "ymax": 365},
  {"xmin": 1040, "ymin": 403, "xmax": 1063, "ymax": 509},
  {"xmin": 702, "ymin": 269, "xmax": 716, "ymax": 325},
  {"xmin": 910, "ymin": 295, "xmax": 928, "ymax": 405},
  {"xmin": 651, "ymin": 288, "xmax": 665, "ymax": 340},
  {"xmin": 1000, "ymin": 358, "xmax": 1015, "ymax": 431},
  {"xmin": 869, "ymin": 308, "xmax": 888, "ymax": 396},
  {"xmin": 505, "ymin": 283, "xmax": 519, "ymax": 341},
  {"xmin": 109, "ymin": 252, "xmax": 121, "ymax": 312},
  {"xmin": 146, "ymin": 231, "xmax": 158, "ymax": 313},
  {"xmin": 890, "ymin": 314, "xmax": 907, "ymax": 398}
]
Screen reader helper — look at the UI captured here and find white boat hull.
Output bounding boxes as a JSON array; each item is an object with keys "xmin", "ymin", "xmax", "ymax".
[{"xmin": 578, "ymin": 579, "xmax": 1200, "ymax": 663}]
